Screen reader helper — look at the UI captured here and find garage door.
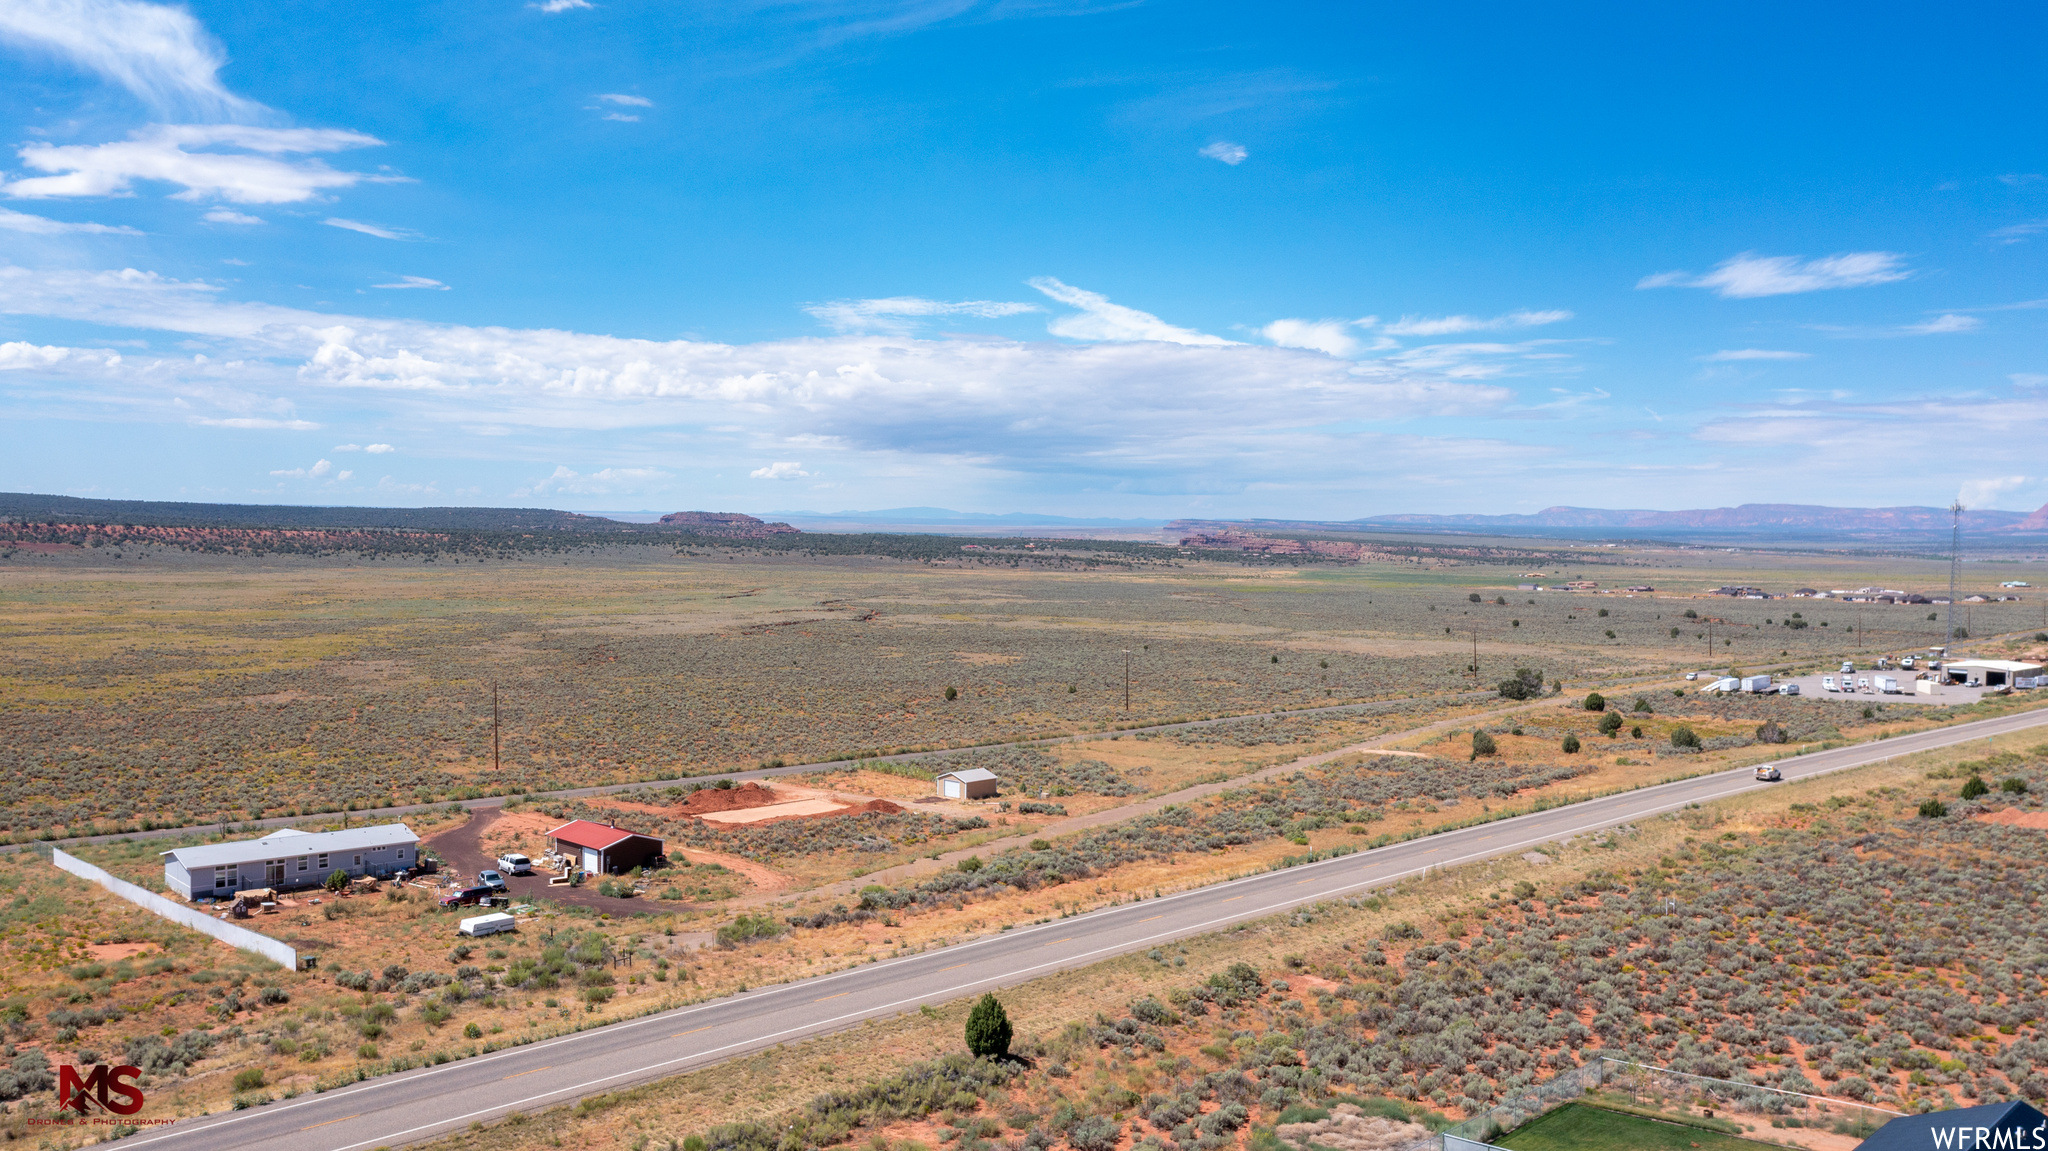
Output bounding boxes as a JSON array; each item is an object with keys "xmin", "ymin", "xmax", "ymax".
[
  {"xmin": 941, "ymin": 779, "xmax": 963, "ymax": 799},
  {"xmin": 583, "ymin": 847, "xmax": 601, "ymax": 875}
]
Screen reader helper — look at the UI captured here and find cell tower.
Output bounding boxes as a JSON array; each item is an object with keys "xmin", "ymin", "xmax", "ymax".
[{"xmin": 1945, "ymin": 500, "xmax": 1963, "ymax": 655}]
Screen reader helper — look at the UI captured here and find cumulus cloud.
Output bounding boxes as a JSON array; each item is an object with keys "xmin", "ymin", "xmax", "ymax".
[
  {"xmin": 1700, "ymin": 349, "xmax": 1810, "ymax": 362},
  {"xmin": 0, "ymin": 261, "xmax": 1526, "ymax": 496},
  {"xmin": 1960, "ymin": 475, "xmax": 2029, "ymax": 506},
  {"xmin": 0, "ymin": 206, "xmax": 140, "ymax": 234},
  {"xmin": 202, "ymin": 208, "xmax": 263, "ymax": 225},
  {"xmin": 270, "ymin": 458, "xmax": 333, "ymax": 478},
  {"xmin": 1260, "ymin": 318, "xmax": 1366, "ymax": 357},
  {"xmin": 750, "ymin": 461, "xmax": 811, "ymax": 480},
  {"xmin": 325, "ymin": 217, "xmax": 421, "ymax": 241},
  {"xmin": 804, "ymin": 296, "xmax": 1040, "ymax": 334},
  {"xmin": 5, "ymin": 125, "xmax": 392, "ymax": 204},
  {"xmin": 0, "ymin": 340, "xmax": 121, "ymax": 369},
  {"xmin": 373, "ymin": 276, "xmax": 449, "ymax": 290},
  {"xmin": 1198, "ymin": 141, "xmax": 1248, "ymax": 165},
  {"xmin": 1639, "ymin": 251, "xmax": 1909, "ymax": 298},
  {"xmin": 0, "ymin": 0, "xmax": 264, "ymax": 121},
  {"xmin": 1028, "ymin": 277, "xmax": 1234, "ymax": 345},
  {"xmin": 1379, "ymin": 310, "xmax": 1573, "ymax": 337}
]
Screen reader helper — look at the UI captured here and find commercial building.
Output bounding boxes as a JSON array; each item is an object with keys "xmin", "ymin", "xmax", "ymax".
[
  {"xmin": 1938, "ymin": 659, "xmax": 2044, "ymax": 687},
  {"xmin": 161, "ymin": 824, "xmax": 420, "ymax": 900}
]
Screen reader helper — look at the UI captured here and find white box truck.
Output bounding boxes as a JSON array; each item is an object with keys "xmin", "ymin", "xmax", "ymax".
[
  {"xmin": 458, "ymin": 912, "xmax": 517, "ymax": 938},
  {"xmin": 1741, "ymin": 675, "xmax": 1772, "ymax": 693},
  {"xmin": 1876, "ymin": 676, "xmax": 1901, "ymax": 694}
]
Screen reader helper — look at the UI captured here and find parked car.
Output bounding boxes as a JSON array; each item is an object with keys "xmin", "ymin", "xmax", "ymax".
[
  {"xmin": 1754, "ymin": 764, "xmax": 1782, "ymax": 781},
  {"xmin": 439, "ymin": 885, "xmax": 493, "ymax": 908},
  {"xmin": 1684, "ymin": 672, "xmax": 1699, "ymax": 681},
  {"xmin": 477, "ymin": 869, "xmax": 507, "ymax": 892},
  {"xmin": 496, "ymin": 853, "xmax": 532, "ymax": 875}
]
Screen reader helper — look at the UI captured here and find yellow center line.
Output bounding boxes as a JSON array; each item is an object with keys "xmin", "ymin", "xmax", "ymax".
[
  {"xmin": 1295, "ymin": 878, "xmax": 1316, "ymax": 885},
  {"xmin": 1137, "ymin": 915, "xmax": 1163, "ymax": 923},
  {"xmin": 816, "ymin": 991, "xmax": 849, "ymax": 1002},
  {"xmin": 501, "ymin": 1066, "xmax": 552, "ymax": 1080},
  {"xmin": 300, "ymin": 1114, "xmax": 360, "ymax": 1131},
  {"xmin": 1221, "ymin": 895, "xmax": 1244, "ymax": 903},
  {"xmin": 1043, "ymin": 937, "xmax": 1073, "ymax": 947},
  {"xmin": 671, "ymin": 1026, "xmax": 712, "ymax": 1038},
  {"xmin": 939, "ymin": 962, "xmax": 971, "ymax": 972}
]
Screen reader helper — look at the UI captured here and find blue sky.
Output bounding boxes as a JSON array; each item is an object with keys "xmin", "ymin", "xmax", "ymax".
[{"xmin": 0, "ymin": 0, "xmax": 2044, "ymax": 518}]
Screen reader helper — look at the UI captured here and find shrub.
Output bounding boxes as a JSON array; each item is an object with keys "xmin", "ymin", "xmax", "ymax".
[
  {"xmin": 944, "ymin": 686, "xmax": 958, "ymax": 701},
  {"xmin": 1467, "ymin": 593, "xmax": 1481, "ymax": 603},
  {"xmin": 966, "ymin": 993, "xmax": 1012, "ymax": 1058},
  {"xmin": 323, "ymin": 869, "xmax": 350, "ymax": 893},
  {"xmin": 464, "ymin": 1022, "xmax": 482, "ymax": 1039},
  {"xmin": 1069, "ymin": 1115, "xmax": 1121, "ymax": 1151},
  {"xmin": 1961, "ymin": 775, "xmax": 1989, "ymax": 800},
  {"xmin": 1756, "ymin": 721, "xmax": 1786, "ymax": 744},
  {"xmin": 1633, "ymin": 697, "xmax": 1653, "ymax": 712},
  {"xmin": 1582, "ymin": 692, "xmax": 1606, "ymax": 712},
  {"xmin": 1470, "ymin": 731, "xmax": 1497, "ymax": 757},
  {"xmin": 232, "ymin": 1068, "xmax": 266, "ymax": 1091},
  {"xmin": 1598, "ymin": 713, "xmax": 1622, "ymax": 736},
  {"xmin": 1669, "ymin": 725, "xmax": 1700, "ymax": 749},
  {"xmin": 2002, "ymin": 777, "xmax": 2029, "ymax": 794},
  {"xmin": 1561, "ymin": 735, "xmax": 1580, "ymax": 754},
  {"xmin": 957, "ymin": 856, "xmax": 983, "ymax": 874},
  {"xmin": 716, "ymin": 913, "xmax": 786, "ymax": 948},
  {"xmin": 1496, "ymin": 668, "xmax": 1545, "ymax": 701},
  {"xmin": 1919, "ymin": 798, "xmax": 1949, "ymax": 818}
]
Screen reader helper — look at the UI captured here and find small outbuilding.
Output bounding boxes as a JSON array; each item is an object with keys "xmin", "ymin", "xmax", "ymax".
[
  {"xmin": 545, "ymin": 819, "xmax": 665, "ymax": 876},
  {"xmin": 935, "ymin": 768, "xmax": 999, "ymax": 800}
]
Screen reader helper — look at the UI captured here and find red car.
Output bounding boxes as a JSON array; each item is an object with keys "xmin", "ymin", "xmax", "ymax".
[{"xmin": 439, "ymin": 885, "xmax": 493, "ymax": 908}]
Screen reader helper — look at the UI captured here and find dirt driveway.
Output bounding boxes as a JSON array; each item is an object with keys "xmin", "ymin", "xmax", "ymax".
[{"xmin": 422, "ymin": 809, "xmax": 679, "ymax": 916}]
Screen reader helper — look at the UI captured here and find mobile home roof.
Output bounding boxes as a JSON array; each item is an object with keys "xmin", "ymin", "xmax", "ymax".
[{"xmin": 161, "ymin": 824, "xmax": 419, "ymax": 869}]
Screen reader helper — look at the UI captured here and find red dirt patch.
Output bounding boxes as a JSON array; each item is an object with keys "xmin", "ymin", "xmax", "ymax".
[
  {"xmin": 676, "ymin": 782, "xmax": 783, "ymax": 815},
  {"xmin": 87, "ymin": 942, "xmax": 153, "ymax": 962},
  {"xmin": 1975, "ymin": 808, "xmax": 2048, "ymax": 829}
]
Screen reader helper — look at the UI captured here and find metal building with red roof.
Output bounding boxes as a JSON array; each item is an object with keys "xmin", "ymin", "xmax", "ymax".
[{"xmin": 545, "ymin": 819, "xmax": 665, "ymax": 876}]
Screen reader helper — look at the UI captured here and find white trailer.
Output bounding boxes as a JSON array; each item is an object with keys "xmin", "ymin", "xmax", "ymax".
[
  {"xmin": 1876, "ymin": 676, "xmax": 1901, "ymax": 694},
  {"xmin": 1741, "ymin": 675, "xmax": 1772, "ymax": 693},
  {"xmin": 458, "ymin": 912, "xmax": 517, "ymax": 937}
]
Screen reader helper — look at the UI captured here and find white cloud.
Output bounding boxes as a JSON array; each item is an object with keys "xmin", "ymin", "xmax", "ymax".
[
  {"xmin": 1999, "ymin": 173, "xmax": 2045, "ymax": 186},
  {"xmin": 602, "ymin": 113, "xmax": 640, "ymax": 122},
  {"xmin": 1960, "ymin": 475, "xmax": 2029, "ymax": 506},
  {"xmin": 803, "ymin": 296, "xmax": 1041, "ymax": 334},
  {"xmin": 518, "ymin": 464, "xmax": 671, "ymax": 496},
  {"xmin": 365, "ymin": 442, "xmax": 394, "ymax": 453},
  {"xmin": 1638, "ymin": 251, "xmax": 1909, "ymax": 298},
  {"xmin": 533, "ymin": 0, "xmax": 592, "ymax": 10},
  {"xmin": 1260, "ymin": 318, "xmax": 1364, "ymax": 356},
  {"xmin": 750, "ymin": 461, "xmax": 811, "ymax": 480},
  {"xmin": 195, "ymin": 416, "xmax": 318, "ymax": 429},
  {"xmin": 1989, "ymin": 220, "xmax": 2048, "ymax": 244},
  {"xmin": 1198, "ymin": 141, "xmax": 1248, "ymax": 165},
  {"xmin": 203, "ymin": 208, "xmax": 263, "ymax": 225},
  {"xmin": 5, "ymin": 125, "xmax": 391, "ymax": 204},
  {"xmin": 1903, "ymin": 313, "xmax": 1980, "ymax": 335},
  {"xmin": 325, "ymin": 217, "xmax": 421, "ymax": 241},
  {"xmin": 0, "ymin": 205, "xmax": 140, "ymax": 234},
  {"xmin": 0, "ymin": 0, "xmax": 263, "ymax": 121},
  {"xmin": 1379, "ymin": 310, "xmax": 1573, "ymax": 337},
  {"xmin": 333, "ymin": 443, "xmax": 360, "ymax": 451},
  {"xmin": 1700, "ymin": 348, "xmax": 1810, "ymax": 362},
  {"xmin": 336, "ymin": 469, "xmax": 353, "ymax": 481},
  {"xmin": 373, "ymin": 276, "xmax": 449, "ymax": 291},
  {"xmin": 596, "ymin": 94, "xmax": 652, "ymax": 107},
  {"xmin": 270, "ymin": 458, "xmax": 333, "ymax": 478},
  {"xmin": 0, "ymin": 340, "xmax": 121, "ymax": 369},
  {"xmin": 1028, "ymin": 277, "xmax": 1234, "ymax": 345}
]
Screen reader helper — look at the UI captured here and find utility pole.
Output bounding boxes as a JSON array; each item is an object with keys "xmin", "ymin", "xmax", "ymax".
[
  {"xmin": 1945, "ymin": 500, "xmax": 1964, "ymax": 657},
  {"xmin": 1471, "ymin": 628, "xmax": 1479, "ymax": 681},
  {"xmin": 493, "ymin": 682, "xmax": 501, "ymax": 771},
  {"xmin": 1121, "ymin": 650, "xmax": 1130, "ymax": 712}
]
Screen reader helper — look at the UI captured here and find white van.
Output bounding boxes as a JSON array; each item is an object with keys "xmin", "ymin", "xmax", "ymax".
[
  {"xmin": 458, "ymin": 912, "xmax": 517, "ymax": 938},
  {"xmin": 1821, "ymin": 676, "xmax": 1837, "ymax": 691}
]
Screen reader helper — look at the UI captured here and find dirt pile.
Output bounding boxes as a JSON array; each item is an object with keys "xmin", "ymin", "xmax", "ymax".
[
  {"xmin": 1976, "ymin": 807, "xmax": 2048, "ymax": 829},
  {"xmin": 676, "ymin": 783, "xmax": 783, "ymax": 815},
  {"xmin": 846, "ymin": 799, "xmax": 905, "ymax": 815}
]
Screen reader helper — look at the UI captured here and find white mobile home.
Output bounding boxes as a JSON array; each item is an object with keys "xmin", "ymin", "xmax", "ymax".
[{"xmin": 161, "ymin": 824, "xmax": 420, "ymax": 901}]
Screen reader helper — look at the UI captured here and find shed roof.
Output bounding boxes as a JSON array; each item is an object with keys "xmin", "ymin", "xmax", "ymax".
[
  {"xmin": 1855, "ymin": 1100, "xmax": 2043, "ymax": 1151},
  {"xmin": 1943, "ymin": 659, "xmax": 2045, "ymax": 673},
  {"xmin": 161, "ymin": 823, "xmax": 418, "ymax": 869},
  {"xmin": 935, "ymin": 768, "xmax": 998, "ymax": 783},
  {"xmin": 546, "ymin": 819, "xmax": 661, "ymax": 851}
]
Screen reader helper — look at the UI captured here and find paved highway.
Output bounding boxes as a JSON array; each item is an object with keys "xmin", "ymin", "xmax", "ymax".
[{"xmin": 125, "ymin": 703, "xmax": 2048, "ymax": 1151}]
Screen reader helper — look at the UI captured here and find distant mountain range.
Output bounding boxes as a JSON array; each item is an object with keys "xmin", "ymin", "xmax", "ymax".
[
  {"xmin": 1175, "ymin": 503, "xmax": 2048, "ymax": 537},
  {"xmin": 768, "ymin": 506, "xmax": 1167, "ymax": 528}
]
